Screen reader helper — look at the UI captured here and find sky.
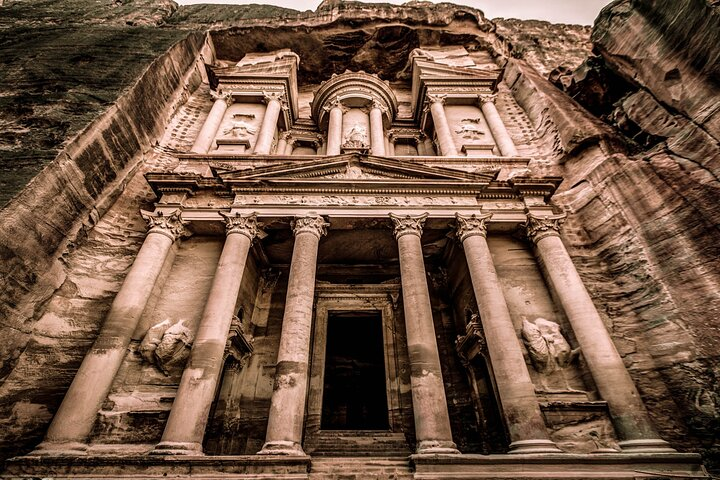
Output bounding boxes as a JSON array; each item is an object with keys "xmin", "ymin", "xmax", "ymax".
[{"xmin": 174, "ymin": 0, "xmax": 614, "ymax": 25}]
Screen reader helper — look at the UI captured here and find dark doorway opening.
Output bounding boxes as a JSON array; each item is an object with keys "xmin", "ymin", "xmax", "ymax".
[{"xmin": 321, "ymin": 311, "xmax": 389, "ymax": 430}]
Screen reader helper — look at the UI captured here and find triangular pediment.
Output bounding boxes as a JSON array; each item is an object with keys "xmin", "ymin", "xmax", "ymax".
[
  {"xmin": 218, "ymin": 155, "xmax": 497, "ymax": 184},
  {"xmin": 414, "ymin": 58, "xmax": 501, "ymax": 81}
]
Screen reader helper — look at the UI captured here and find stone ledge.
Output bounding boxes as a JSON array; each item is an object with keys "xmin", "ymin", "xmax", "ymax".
[{"xmin": 411, "ymin": 452, "xmax": 708, "ymax": 479}]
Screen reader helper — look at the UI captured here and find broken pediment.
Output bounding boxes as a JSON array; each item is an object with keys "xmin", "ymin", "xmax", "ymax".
[{"xmin": 217, "ymin": 155, "xmax": 498, "ymax": 184}]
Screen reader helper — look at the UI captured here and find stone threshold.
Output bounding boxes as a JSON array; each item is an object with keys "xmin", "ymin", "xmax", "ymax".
[{"xmin": 411, "ymin": 452, "xmax": 709, "ymax": 479}]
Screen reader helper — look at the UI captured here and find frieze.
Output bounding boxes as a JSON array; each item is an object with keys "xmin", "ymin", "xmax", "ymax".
[{"xmin": 232, "ymin": 194, "xmax": 478, "ymax": 207}]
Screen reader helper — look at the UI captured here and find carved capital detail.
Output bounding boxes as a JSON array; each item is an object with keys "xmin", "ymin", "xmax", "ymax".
[
  {"xmin": 210, "ymin": 90, "xmax": 234, "ymax": 106},
  {"xmin": 389, "ymin": 213, "xmax": 428, "ymax": 239},
  {"xmin": 427, "ymin": 93, "xmax": 447, "ymax": 105},
  {"xmin": 478, "ymin": 93, "xmax": 497, "ymax": 105},
  {"xmin": 292, "ymin": 215, "xmax": 329, "ymax": 239},
  {"xmin": 455, "ymin": 213, "xmax": 493, "ymax": 242},
  {"xmin": 141, "ymin": 209, "xmax": 188, "ymax": 242},
  {"xmin": 371, "ymin": 99, "xmax": 389, "ymax": 114},
  {"xmin": 524, "ymin": 212, "xmax": 567, "ymax": 244},
  {"xmin": 220, "ymin": 212, "xmax": 260, "ymax": 240},
  {"xmin": 262, "ymin": 91, "xmax": 286, "ymax": 105},
  {"xmin": 323, "ymin": 96, "xmax": 347, "ymax": 113}
]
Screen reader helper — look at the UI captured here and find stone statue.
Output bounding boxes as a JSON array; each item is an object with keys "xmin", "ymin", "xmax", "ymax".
[
  {"xmin": 522, "ymin": 318, "xmax": 580, "ymax": 374},
  {"xmin": 140, "ymin": 319, "xmax": 195, "ymax": 375},
  {"xmin": 342, "ymin": 123, "xmax": 369, "ymax": 148}
]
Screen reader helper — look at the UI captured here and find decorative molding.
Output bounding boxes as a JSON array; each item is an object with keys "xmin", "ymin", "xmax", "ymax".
[
  {"xmin": 220, "ymin": 212, "xmax": 260, "ymax": 240},
  {"xmin": 224, "ymin": 315, "xmax": 254, "ymax": 371},
  {"xmin": 524, "ymin": 212, "xmax": 567, "ymax": 244},
  {"xmin": 140, "ymin": 209, "xmax": 188, "ymax": 241},
  {"xmin": 389, "ymin": 213, "xmax": 428, "ymax": 239},
  {"xmin": 455, "ymin": 315, "xmax": 488, "ymax": 364},
  {"xmin": 455, "ymin": 212, "xmax": 493, "ymax": 242},
  {"xmin": 292, "ymin": 215, "xmax": 330, "ymax": 239}
]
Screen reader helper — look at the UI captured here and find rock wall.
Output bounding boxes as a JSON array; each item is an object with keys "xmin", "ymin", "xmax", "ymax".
[{"xmin": 0, "ymin": 0, "xmax": 718, "ymax": 472}]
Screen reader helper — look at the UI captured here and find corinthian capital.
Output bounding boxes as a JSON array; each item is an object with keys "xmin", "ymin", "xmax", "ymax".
[
  {"xmin": 427, "ymin": 93, "xmax": 447, "ymax": 105},
  {"xmin": 292, "ymin": 215, "xmax": 330, "ymax": 239},
  {"xmin": 455, "ymin": 213, "xmax": 493, "ymax": 242},
  {"xmin": 221, "ymin": 212, "xmax": 260, "ymax": 240},
  {"xmin": 262, "ymin": 91, "xmax": 286, "ymax": 105},
  {"xmin": 478, "ymin": 94, "xmax": 497, "ymax": 105},
  {"xmin": 524, "ymin": 212, "xmax": 566, "ymax": 244},
  {"xmin": 389, "ymin": 213, "xmax": 428, "ymax": 239},
  {"xmin": 210, "ymin": 90, "xmax": 234, "ymax": 106},
  {"xmin": 141, "ymin": 209, "xmax": 188, "ymax": 241}
]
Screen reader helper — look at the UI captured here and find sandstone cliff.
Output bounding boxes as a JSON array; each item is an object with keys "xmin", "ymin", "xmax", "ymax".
[{"xmin": 0, "ymin": 0, "xmax": 718, "ymax": 472}]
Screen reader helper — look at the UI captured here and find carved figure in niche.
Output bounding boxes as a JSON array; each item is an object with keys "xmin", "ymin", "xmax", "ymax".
[
  {"xmin": 455, "ymin": 118, "xmax": 486, "ymax": 140},
  {"xmin": 522, "ymin": 318, "xmax": 580, "ymax": 374},
  {"xmin": 140, "ymin": 319, "xmax": 195, "ymax": 375},
  {"xmin": 343, "ymin": 123, "xmax": 369, "ymax": 148},
  {"xmin": 221, "ymin": 113, "xmax": 257, "ymax": 138}
]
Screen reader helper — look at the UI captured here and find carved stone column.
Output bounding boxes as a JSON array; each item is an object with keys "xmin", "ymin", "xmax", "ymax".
[
  {"xmin": 455, "ymin": 214, "xmax": 560, "ymax": 453},
  {"xmin": 284, "ymin": 138, "xmax": 296, "ymax": 156},
  {"xmin": 325, "ymin": 99, "xmax": 344, "ymax": 155},
  {"xmin": 426, "ymin": 94, "xmax": 458, "ymax": 156},
  {"xmin": 152, "ymin": 213, "xmax": 259, "ymax": 455},
  {"xmin": 191, "ymin": 92, "xmax": 232, "ymax": 154},
  {"xmin": 390, "ymin": 213, "xmax": 459, "ymax": 454},
  {"xmin": 33, "ymin": 210, "xmax": 187, "ymax": 455},
  {"xmin": 479, "ymin": 94, "xmax": 519, "ymax": 157},
  {"xmin": 254, "ymin": 92, "xmax": 285, "ymax": 155},
  {"xmin": 525, "ymin": 213, "xmax": 674, "ymax": 453},
  {"xmin": 276, "ymin": 132, "xmax": 289, "ymax": 155},
  {"xmin": 259, "ymin": 215, "xmax": 329, "ymax": 455},
  {"xmin": 369, "ymin": 100, "xmax": 386, "ymax": 156},
  {"xmin": 423, "ymin": 136, "xmax": 436, "ymax": 156}
]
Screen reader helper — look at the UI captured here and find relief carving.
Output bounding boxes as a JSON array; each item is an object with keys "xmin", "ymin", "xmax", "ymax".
[
  {"xmin": 455, "ymin": 118, "xmax": 486, "ymax": 140},
  {"xmin": 522, "ymin": 318, "xmax": 580, "ymax": 375},
  {"xmin": 140, "ymin": 319, "xmax": 195, "ymax": 376},
  {"xmin": 342, "ymin": 123, "xmax": 369, "ymax": 149}
]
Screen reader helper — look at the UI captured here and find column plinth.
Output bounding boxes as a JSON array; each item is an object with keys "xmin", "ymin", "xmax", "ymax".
[
  {"xmin": 390, "ymin": 213, "xmax": 459, "ymax": 455},
  {"xmin": 456, "ymin": 214, "xmax": 560, "ymax": 454},
  {"xmin": 526, "ymin": 212, "xmax": 674, "ymax": 453},
  {"xmin": 427, "ymin": 94, "xmax": 458, "ymax": 157},
  {"xmin": 325, "ymin": 100, "xmax": 344, "ymax": 155},
  {"xmin": 254, "ymin": 92, "xmax": 285, "ymax": 155},
  {"xmin": 479, "ymin": 94, "xmax": 519, "ymax": 157},
  {"xmin": 370, "ymin": 101, "xmax": 386, "ymax": 156},
  {"xmin": 191, "ymin": 93, "xmax": 232, "ymax": 154},
  {"xmin": 32, "ymin": 210, "xmax": 187, "ymax": 456},
  {"xmin": 259, "ymin": 215, "xmax": 329, "ymax": 456},
  {"xmin": 151, "ymin": 213, "xmax": 259, "ymax": 456}
]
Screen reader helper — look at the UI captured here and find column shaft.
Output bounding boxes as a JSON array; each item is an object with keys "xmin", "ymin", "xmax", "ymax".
[
  {"xmin": 276, "ymin": 134, "xmax": 288, "ymax": 156},
  {"xmin": 34, "ymin": 211, "xmax": 185, "ymax": 454},
  {"xmin": 259, "ymin": 216, "xmax": 328, "ymax": 455},
  {"xmin": 428, "ymin": 97, "xmax": 458, "ymax": 156},
  {"xmin": 480, "ymin": 96, "xmax": 518, "ymax": 157},
  {"xmin": 529, "ymin": 215, "xmax": 673, "ymax": 453},
  {"xmin": 152, "ymin": 214, "xmax": 257, "ymax": 455},
  {"xmin": 326, "ymin": 105, "xmax": 343, "ymax": 155},
  {"xmin": 391, "ymin": 214, "xmax": 458, "ymax": 454},
  {"xmin": 456, "ymin": 214, "xmax": 559, "ymax": 453},
  {"xmin": 191, "ymin": 95, "xmax": 231, "ymax": 154},
  {"xmin": 423, "ymin": 137, "xmax": 435, "ymax": 156},
  {"xmin": 284, "ymin": 140, "xmax": 295, "ymax": 156},
  {"xmin": 254, "ymin": 95, "xmax": 283, "ymax": 155},
  {"xmin": 370, "ymin": 106, "xmax": 386, "ymax": 156}
]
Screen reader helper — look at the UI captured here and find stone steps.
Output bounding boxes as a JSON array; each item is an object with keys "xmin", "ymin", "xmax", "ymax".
[
  {"xmin": 309, "ymin": 456, "xmax": 413, "ymax": 480},
  {"xmin": 304, "ymin": 430, "xmax": 412, "ymax": 457}
]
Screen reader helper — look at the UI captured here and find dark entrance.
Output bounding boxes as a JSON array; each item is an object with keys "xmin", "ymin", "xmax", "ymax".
[{"xmin": 321, "ymin": 311, "xmax": 389, "ymax": 430}]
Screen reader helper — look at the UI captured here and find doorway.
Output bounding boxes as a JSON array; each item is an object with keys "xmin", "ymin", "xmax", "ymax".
[{"xmin": 321, "ymin": 311, "xmax": 389, "ymax": 430}]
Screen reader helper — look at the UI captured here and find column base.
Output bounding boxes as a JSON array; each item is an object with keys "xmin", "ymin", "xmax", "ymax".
[
  {"xmin": 29, "ymin": 441, "xmax": 89, "ymax": 456},
  {"xmin": 508, "ymin": 439, "xmax": 563, "ymax": 454},
  {"xmin": 417, "ymin": 440, "xmax": 460, "ymax": 454},
  {"xmin": 257, "ymin": 440, "xmax": 306, "ymax": 456},
  {"xmin": 149, "ymin": 441, "xmax": 204, "ymax": 456},
  {"xmin": 618, "ymin": 439, "xmax": 676, "ymax": 453}
]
